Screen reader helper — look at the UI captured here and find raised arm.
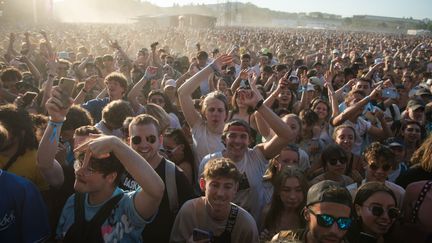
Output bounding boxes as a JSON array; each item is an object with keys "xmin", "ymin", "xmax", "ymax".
[
  {"xmin": 37, "ymin": 86, "xmax": 73, "ymax": 188},
  {"xmin": 240, "ymin": 89, "xmax": 292, "ymax": 159},
  {"xmin": 75, "ymin": 136, "xmax": 165, "ymax": 219},
  {"xmin": 127, "ymin": 66, "xmax": 158, "ymax": 112},
  {"xmin": 178, "ymin": 54, "xmax": 232, "ymax": 127}
]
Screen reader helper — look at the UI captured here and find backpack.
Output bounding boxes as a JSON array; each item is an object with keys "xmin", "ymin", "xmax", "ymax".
[{"xmin": 63, "ymin": 192, "xmax": 123, "ymax": 243}]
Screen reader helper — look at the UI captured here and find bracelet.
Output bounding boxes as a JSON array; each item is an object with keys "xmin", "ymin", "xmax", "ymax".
[
  {"xmin": 365, "ymin": 95, "xmax": 371, "ymax": 102},
  {"xmin": 254, "ymin": 99, "xmax": 264, "ymax": 111},
  {"xmin": 48, "ymin": 118, "xmax": 65, "ymax": 143}
]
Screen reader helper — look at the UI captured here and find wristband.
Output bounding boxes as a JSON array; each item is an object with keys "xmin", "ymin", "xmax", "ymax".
[
  {"xmin": 365, "ymin": 96, "xmax": 371, "ymax": 102},
  {"xmin": 254, "ymin": 99, "xmax": 264, "ymax": 111},
  {"xmin": 48, "ymin": 118, "xmax": 65, "ymax": 143}
]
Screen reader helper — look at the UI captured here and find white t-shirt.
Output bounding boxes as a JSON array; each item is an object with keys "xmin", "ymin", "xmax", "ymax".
[
  {"xmin": 170, "ymin": 197, "xmax": 259, "ymax": 243},
  {"xmin": 192, "ymin": 121, "xmax": 224, "ymax": 170},
  {"xmin": 199, "ymin": 147, "xmax": 268, "ymax": 221}
]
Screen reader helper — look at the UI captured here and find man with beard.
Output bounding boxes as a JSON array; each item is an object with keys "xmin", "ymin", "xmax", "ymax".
[
  {"xmin": 125, "ymin": 114, "xmax": 195, "ymax": 242},
  {"xmin": 271, "ymin": 180, "xmax": 353, "ymax": 243},
  {"xmin": 170, "ymin": 158, "xmax": 259, "ymax": 243},
  {"xmin": 199, "ymin": 88, "xmax": 293, "ymax": 220}
]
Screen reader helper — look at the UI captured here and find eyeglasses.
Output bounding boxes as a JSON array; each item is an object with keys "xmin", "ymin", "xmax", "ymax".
[
  {"xmin": 369, "ymin": 162, "xmax": 392, "ymax": 171},
  {"xmin": 308, "ymin": 208, "xmax": 352, "ymax": 230},
  {"xmin": 363, "ymin": 205, "xmax": 400, "ymax": 219},
  {"xmin": 328, "ymin": 158, "xmax": 347, "ymax": 166},
  {"xmin": 131, "ymin": 135, "xmax": 157, "ymax": 145},
  {"xmin": 161, "ymin": 145, "xmax": 180, "ymax": 155},
  {"xmin": 73, "ymin": 160, "xmax": 97, "ymax": 177}
]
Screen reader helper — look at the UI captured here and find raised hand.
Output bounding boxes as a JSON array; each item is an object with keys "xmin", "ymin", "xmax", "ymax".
[{"xmin": 45, "ymin": 86, "xmax": 73, "ymax": 122}]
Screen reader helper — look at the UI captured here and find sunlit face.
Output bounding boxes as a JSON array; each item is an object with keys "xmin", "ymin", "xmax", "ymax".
[
  {"xmin": 203, "ymin": 98, "xmax": 227, "ymax": 128},
  {"xmin": 224, "ymin": 128, "xmax": 250, "ymax": 158},
  {"xmin": 217, "ymin": 79, "xmax": 228, "ymax": 92},
  {"xmin": 202, "ymin": 176, "xmax": 238, "ymax": 218},
  {"xmin": 334, "ymin": 128, "xmax": 355, "ymax": 153},
  {"xmin": 283, "ymin": 116, "xmax": 301, "ymax": 143},
  {"xmin": 354, "ymin": 81, "xmax": 371, "ymax": 95},
  {"xmin": 407, "ymin": 107, "xmax": 425, "ymax": 124},
  {"xmin": 73, "ymin": 155, "xmax": 114, "ymax": 193},
  {"xmin": 129, "ymin": 123, "xmax": 161, "ymax": 162},
  {"xmin": 277, "ymin": 89, "xmax": 292, "ymax": 106},
  {"xmin": 105, "ymin": 80, "xmax": 125, "ymax": 100},
  {"xmin": 355, "ymin": 192, "xmax": 397, "ymax": 237},
  {"xmin": 279, "ymin": 177, "xmax": 304, "ymax": 209},
  {"xmin": 314, "ymin": 102, "xmax": 328, "ymax": 120},
  {"xmin": 276, "ymin": 149, "xmax": 299, "ymax": 170}
]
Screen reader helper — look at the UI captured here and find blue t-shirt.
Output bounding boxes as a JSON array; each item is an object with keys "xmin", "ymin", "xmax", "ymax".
[
  {"xmin": 56, "ymin": 187, "xmax": 153, "ymax": 242},
  {"xmin": 0, "ymin": 170, "xmax": 50, "ymax": 243},
  {"xmin": 81, "ymin": 97, "xmax": 110, "ymax": 122}
]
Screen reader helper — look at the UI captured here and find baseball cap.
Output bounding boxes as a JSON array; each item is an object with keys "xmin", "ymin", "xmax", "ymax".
[
  {"xmin": 332, "ymin": 49, "xmax": 340, "ymax": 54},
  {"xmin": 384, "ymin": 137, "xmax": 404, "ymax": 148},
  {"xmin": 407, "ymin": 99, "xmax": 425, "ymax": 111},
  {"xmin": 306, "ymin": 180, "xmax": 352, "ymax": 207},
  {"xmin": 164, "ymin": 79, "xmax": 176, "ymax": 89},
  {"xmin": 415, "ymin": 88, "xmax": 432, "ymax": 97},
  {"xmin": 309, "ymin": 76, "xmax": 324, "ymax": 88}
]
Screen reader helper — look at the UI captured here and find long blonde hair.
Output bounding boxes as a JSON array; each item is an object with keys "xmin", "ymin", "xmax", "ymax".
[{"xmin": 411, "ymin": 134, "xmax": 432, "ymax": 172}]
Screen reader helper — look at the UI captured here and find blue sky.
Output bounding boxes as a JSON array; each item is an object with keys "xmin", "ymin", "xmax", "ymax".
[{"xmin": 145, "ymin": 0, "xmax": 431, "ymax": 19}]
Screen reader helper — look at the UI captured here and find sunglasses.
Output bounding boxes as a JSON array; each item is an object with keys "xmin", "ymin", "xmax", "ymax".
[
  {"xmin": 328, "ymin": 158, "xmax": 347, "ymax": 166},
  {"xmin": 364, "ymin": 205, "xmax": 400, "ymax": 219},
  {"xmin": 161, "ymin": 145, "xmax": 180, "ymax": 155},
  {"xmin": 308, "ymin": 208, "xmax": 352, "ymax": 230},
  {"xmin": 131, "ymin": 135, "xmax": 157, "ymax": 145},
  {"xmin": 369, "ymin": 163, "xmax": 392, "ymax": 171}
]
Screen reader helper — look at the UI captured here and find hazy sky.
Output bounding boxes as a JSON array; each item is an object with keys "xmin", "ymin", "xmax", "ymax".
[{"xmin": 145, "ymin": 0, "xmax": 431, "ymax": 19}]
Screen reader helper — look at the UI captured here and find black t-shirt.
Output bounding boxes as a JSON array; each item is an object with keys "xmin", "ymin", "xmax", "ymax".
[
  {"xmin": 395, "ymin": 165, "xmax": 432, "ymax": 189},
  {"xmin": 120, "ymin": 158, "xmax": 196, "ymax": 242}
]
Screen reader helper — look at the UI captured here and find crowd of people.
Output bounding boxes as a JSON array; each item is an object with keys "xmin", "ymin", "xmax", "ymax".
[{"xmin": 1, "ymin": 23, "xmax": 432, "ymax": 243}]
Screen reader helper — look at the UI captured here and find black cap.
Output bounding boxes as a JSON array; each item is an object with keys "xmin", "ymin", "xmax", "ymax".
[{"xmin": 306, "ymin": 180, "xmax": 352, "ymax": 207}]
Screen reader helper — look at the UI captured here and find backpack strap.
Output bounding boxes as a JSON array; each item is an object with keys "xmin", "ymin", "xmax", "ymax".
[
  {"xmin": 88, "ymin": 193, "xmax": 124, "ymax": 228},
  {"xmin": 165, "ymin": 159, "xmax": 179, "ymax": 213},
  {"xmin": 224, "ymin": 204, "xmax": 239, "ymax": 234},
  {"xmin": 411, "ymin": 180, "xmax": 432, "ymax": 223},
  {"xmin": 74, "ymin": 193, "xmax": 85, "ymax": 224}
]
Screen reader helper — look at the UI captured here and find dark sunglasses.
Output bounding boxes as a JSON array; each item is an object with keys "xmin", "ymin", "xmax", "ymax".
[
  {"xmin": 328, "ymin": 158, "xmax": 347, "ymax": 166},
  {"xmin": 308, "ymin": 208, "xmax": 352, "ymax": 230},
  {"xmin": 131, "ymin": 135, "xmax": 157, "ymax": 145},
  {"xmin": 364, "ymin": 205, "xmax": 400, "ymax": 219},
  {"xmin": 369, "ymin": 163, "xmax": 392, "ymax": 171}
]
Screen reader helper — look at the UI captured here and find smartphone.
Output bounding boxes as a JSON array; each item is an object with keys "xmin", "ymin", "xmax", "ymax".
[
  {"xmin": 240, "ymin": 79, "xmax": 250, "ymax": 89},
  {"xmin": 57, "ymin": 51, "xmax": 70, "ymax": 60},
  {"xmin": 58, "ymin": 78, "xmax": 76, "ymax": 108},
  {"xmin": 22, "ymin": 91, "xmax": 37, "ymax": 106},
  {"xmin": 192, "ymin": 228, "xmax": 212, "ymax": 241},
  {"xmin": 289, "ymin": 75, "xmax": 299, "ymax": 84},
  {"xmin": 381, "ymin": 88, "xmax": 399, "ymax": 99}
]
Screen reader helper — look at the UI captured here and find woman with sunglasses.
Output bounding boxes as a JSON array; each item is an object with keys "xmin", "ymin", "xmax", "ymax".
[
  {"xmin": 362, "ymin": 142, "xmax": 405, "ymax": 208},
  {"xmin": 310, "ymin": 144, "xmax": 355, "ymax": 187},
  {"xmin": 162, "ymin": 128, "xmax": 195, "ymax": 185},
  {"xmin": 259, "ymin": 166, "xmax": 308, "ymax": 242},
  {"xmin": 349, "ymin": 182, "xmax": 400, "ymax": 243}
]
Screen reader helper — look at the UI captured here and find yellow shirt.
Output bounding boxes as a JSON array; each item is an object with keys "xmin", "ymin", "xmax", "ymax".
[{"xmin": 0, "ymin": 149, "xmax": 49, "ymax": 191}]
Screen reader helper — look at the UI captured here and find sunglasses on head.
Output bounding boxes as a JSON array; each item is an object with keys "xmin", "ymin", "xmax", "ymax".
[
  {"xmin": 364, "ymin": 205, "xmax": 399, "ymax": 219},
  {"xmin": 131, "ymin": 135, "xmax": 157, "ymax": 145},
  {"xmin": 161, "ymin": 145, "xmax": 180, "ymax": 155},
  {"xmin": 369, "ymin": 162, "xmax": 392, "ymax": 171},
  {"xmin": 308, "ymin": 208, "xmax": 352, "ymax": 230}
]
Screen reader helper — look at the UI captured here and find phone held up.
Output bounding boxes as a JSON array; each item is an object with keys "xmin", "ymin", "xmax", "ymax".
[{"xmin": 58, "ymin": 78, "xmax": 76, "ymax": 109}]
